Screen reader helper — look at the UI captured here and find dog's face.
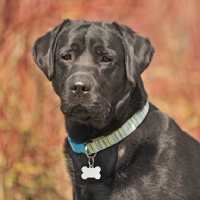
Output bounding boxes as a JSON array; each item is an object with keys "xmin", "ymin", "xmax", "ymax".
[
  {"xmin": 54, "ymin": 22, "xmax": 127, "ymax": 127},
  {"xmin": 32, "ymin": 20, "xmax": 154, "ymax": 129}
]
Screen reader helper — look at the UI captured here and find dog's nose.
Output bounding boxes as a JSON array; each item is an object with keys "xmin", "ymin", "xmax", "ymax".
[{"xmin": 69, "ymin": 78, "xmax": 91, "ymax": 96}]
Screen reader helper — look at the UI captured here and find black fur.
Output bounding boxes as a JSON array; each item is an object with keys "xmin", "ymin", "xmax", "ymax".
[{"xmin": 32, "ymin": 19, "xmax": 200, "ymax": 200}]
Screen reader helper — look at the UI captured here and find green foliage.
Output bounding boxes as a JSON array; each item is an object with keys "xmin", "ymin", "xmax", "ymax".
[{"xmin": 0, "ymin": 0, "xmax": 199, "ymax": 199}]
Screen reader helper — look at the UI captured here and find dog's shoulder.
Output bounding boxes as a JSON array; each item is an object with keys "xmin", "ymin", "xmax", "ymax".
[{"xmin": 113, "ymin": 103, "xmax": 200, "ymax": 199}]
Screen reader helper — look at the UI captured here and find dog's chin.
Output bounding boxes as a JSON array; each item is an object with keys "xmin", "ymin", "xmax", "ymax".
[
  {"xmin": 67, "ymin": 114, "xmax": 104, "ymax": 127},
  {"xmin": 61, "ymin": 104, "xmax": 109, "ymax": 128}
]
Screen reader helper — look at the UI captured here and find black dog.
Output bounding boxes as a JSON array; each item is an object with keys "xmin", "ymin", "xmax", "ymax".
[{"xmin": 32, "ymin": 19, "xmax": 200, "ymax": 200}]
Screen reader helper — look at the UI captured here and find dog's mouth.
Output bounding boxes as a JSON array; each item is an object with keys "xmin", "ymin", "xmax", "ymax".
[
  {"xmin": 68, "ymin": 113, "xmax": 103, "ymax": 121},
  {"xmin": 61, "ymin": 103, "xmax": 110, "ymax": 124}
]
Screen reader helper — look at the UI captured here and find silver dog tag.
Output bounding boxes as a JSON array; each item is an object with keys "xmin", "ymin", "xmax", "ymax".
[
  {"xmin": 81, "ymin": 145, "xmax": 101, "ymax": 180},
  {"xmin": 81, "ymin": 166, "xmax": 101, "ymax": 179}
]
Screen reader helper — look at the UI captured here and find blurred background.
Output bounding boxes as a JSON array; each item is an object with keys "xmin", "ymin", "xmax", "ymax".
[{"xmin": 0, "ymin": 0, "xmax": 199, "ymax": 199}]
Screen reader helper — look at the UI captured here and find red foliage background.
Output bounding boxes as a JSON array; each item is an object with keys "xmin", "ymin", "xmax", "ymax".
[{"xmin": 0, "ymin": 0, "xmax": 199, "ymax": 199}]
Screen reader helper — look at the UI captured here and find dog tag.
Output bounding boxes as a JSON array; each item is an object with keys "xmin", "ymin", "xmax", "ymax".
[
  {"xmin": 81, "ymin": 166, "xmax": 101, "ymax": 180},
  {"xmin": 81, "ymin": 146, "xmax": 101, "ymax": 180}
]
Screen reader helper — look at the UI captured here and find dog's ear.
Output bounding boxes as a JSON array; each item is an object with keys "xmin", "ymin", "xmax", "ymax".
[
  {"xmin": 116, "ymin": 24, "xmax": 155, "ymax": 85},
  {"xmin": 32, "ymin": 19, "xmax": 70, "ymax": 81}
]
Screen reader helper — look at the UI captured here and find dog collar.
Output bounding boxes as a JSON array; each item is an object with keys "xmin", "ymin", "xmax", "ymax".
[{"xmin": 68, "ymin": 101, "xmax": 149, "ymax": 155}]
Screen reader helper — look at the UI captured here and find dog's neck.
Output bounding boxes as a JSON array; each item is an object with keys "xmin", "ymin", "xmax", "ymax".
[{"xmin": 65, "ymin": 78, "xmax": 147, "ymax": 143}]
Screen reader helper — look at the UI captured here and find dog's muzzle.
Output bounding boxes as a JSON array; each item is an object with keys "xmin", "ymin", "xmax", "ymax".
[{"xmin": 60, "ymin": 73, "xmax": 110, "ymax": 123}]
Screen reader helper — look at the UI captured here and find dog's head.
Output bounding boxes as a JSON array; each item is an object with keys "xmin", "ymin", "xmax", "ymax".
[{"xmin": 32, "ymin": 19, "xmax": 154, "ymax": 129}]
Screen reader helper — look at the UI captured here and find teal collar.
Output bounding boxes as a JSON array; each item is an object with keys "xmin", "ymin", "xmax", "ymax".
[{"xmin": 68, "ymin": 101, "xmax": 149, "ymax": 155}]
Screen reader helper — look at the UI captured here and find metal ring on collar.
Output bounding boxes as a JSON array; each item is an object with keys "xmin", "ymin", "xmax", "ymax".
[{"xmin": 85, "ymin": 144, "xmax": 97, "ymax": 159}]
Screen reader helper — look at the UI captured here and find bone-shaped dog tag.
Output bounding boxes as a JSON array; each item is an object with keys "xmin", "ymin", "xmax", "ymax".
[
  {"xmin": 82, "ymin": 145, "xmax": 101, "ymax": 179},
  {"xmin": 81, "ymin": 166, "xmax": 101, "ymax": 180}
]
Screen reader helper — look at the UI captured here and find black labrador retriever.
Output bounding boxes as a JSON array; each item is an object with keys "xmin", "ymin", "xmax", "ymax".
[{"xmin": 32, "ymin": 19, "xmax": 200, "ymax": 200}]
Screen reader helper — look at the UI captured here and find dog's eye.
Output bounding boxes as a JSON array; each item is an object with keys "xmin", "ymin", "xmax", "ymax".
[
  {"xmin": 61, "ymin": 54, "xmax": 71, "ymax": 60},
  {"xmin": 101, "ymin": 56, "xmax": 111, "ymax": 62}
]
